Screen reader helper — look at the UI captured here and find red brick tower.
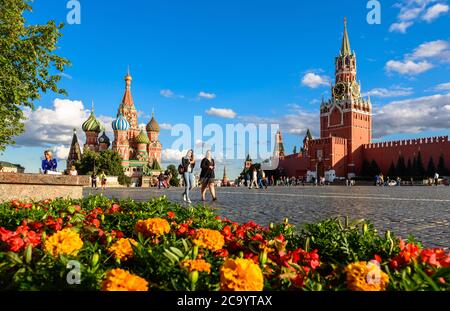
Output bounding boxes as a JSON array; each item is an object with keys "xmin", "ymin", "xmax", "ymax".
[{"xmin": 320, "ymin": 18, "xmax": 372, "ymax": 176}]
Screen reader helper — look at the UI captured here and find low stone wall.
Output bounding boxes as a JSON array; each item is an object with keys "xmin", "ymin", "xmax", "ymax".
[{"xmin": 0, "ymin": 173, "xmax": 90, "ymax": 202}]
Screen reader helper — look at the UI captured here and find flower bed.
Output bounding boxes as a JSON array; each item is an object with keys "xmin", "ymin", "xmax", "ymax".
[{"xmin": 0, "ymin": 196, "xmax": 449, "ymax": 291}]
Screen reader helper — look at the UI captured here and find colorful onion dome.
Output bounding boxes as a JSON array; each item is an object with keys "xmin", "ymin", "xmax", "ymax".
[
  {"xmin": 112, "ymin": 114, "xmax": 130, "ymax": 131},
  {"xmin": 146, "ymin": 114, "xmax": 160, "ymax": 132},
  {"xmin": 82, "ymin": 112, "xmax": 102, "ymax": 133},
  {"xmin": 98, "ymin": 131, "xmax": 110, "ymax": 145},
  {"xmin": 135, "ymin": 129, "xmax": 151, "ymax": 144}
]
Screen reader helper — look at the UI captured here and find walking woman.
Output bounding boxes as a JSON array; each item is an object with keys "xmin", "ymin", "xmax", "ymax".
[
  {"xmin": 41, "ymin": 150, "xmax": 57, "ymax": 174},
  {"xmin": 182, "ymin": 149, "xmax": 195, "ymax": 203},
  {"xmin": 200, "ymin": 150, "xmax": 217, "ymax": 201}
]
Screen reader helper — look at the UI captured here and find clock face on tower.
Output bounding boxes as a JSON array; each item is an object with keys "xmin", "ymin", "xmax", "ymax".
[{"xmin": 333, "ymin": 83, "xmax": 345, "ymax": 99}]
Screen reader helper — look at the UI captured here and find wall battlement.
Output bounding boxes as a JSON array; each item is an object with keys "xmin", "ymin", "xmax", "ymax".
[
  {"xmin": 310, "ymin": 136, "xmax": 347, "ymax": 146},
  {"xmin": 364, "ymin": 136, "xmax": 449, "ymax": 150}
]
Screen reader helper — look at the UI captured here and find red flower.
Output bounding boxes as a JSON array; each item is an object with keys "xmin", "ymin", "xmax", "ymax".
[
  {"xmin": 107, "ymin": 204, "xmax": 120, "ymax": 214},
  {"xmin": 215, "ymin": 249, "xmax": 229, "ymax": 257},
  {"xmin": 167, "ymin": 211, "xmax": 175, "ymax": 219},
  {"xmin": 74, "ymin": 205, "xmax": 82, "ymax": 212},
  {"xmin": 420, "ymin": 248, "xmax": 450, "ymax": 268},
  {"xmin": 389, "ymin": 242, "xmax": 420, "ymax": 269},
  {"xmin": 92, "ymin": 219, "xmax": 101, "ymax": 228},
  {"xmin": 177, "ymin": 224, "xmax": 189, "ymax": 235},
  {"xmin": 374, "ymin": 254, "xmax": 382, "ymax": 263}
]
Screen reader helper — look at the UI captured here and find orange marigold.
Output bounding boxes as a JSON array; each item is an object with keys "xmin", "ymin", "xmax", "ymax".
[
  {"xmin": 220, "ymin": 258, "xmax": 264, "ymax": 291},
  {"xmin": 101, "ymin": 268, "xmax": 149, "ymax": 291},
  {"xmin": 135, "ymin": 218, "xmax": 170, "ymax": 237},
  {"xmin": 193, "ymin": 228, "xmax": 225, "ymax": 251},
  {"xmin": 44, "ymin": 228, "xmax": 83, "ymax": 257},
  {"xmin": 108, "ymin": 238, "xmax": 138, "ymax": 261},
  {"xmin": 181, "ymin": 259, "xmax": 212, "ymax": 274},
  {"xmin": 345, "ymin": 261, "xmax": 389, "ymax": 291}
]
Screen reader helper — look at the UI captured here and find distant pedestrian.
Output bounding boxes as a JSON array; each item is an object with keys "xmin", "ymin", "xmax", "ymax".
[
  {"xmin": 181, "ymin": 149, "xmax": 195, "ymax": 203},
  {"xmin": 158, "ymin": 171, "xmax": 166, "ymax": 189},
  {"xmin": 249, "ymin": 167, "xmax": 258, "ymax": 189},
  {"xmin": 434, "ymin": 172, "xmax": 440, "ymax": 186},
  {"xmin": 200, "ymin": 150, "xmax": 217, "ymax": 201},
  {"xmin": 91, "ymin": 172, "xmax": 98, "ymax": 189},
  {"xmin": 68, "ymin": 165, "xmax": 78, "ymax": 176},
  {"xmin": 100, "ymin": 171, "xmax": 107, "ymax": 190}
]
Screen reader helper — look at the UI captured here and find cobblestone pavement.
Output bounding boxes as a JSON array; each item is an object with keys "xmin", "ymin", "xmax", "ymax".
[{"xmin": 83, "ymin": 186, "xmax": 450, "ymax": 249}]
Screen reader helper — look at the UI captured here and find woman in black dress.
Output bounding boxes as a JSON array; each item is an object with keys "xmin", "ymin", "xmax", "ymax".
[{"xmin": 200, "ymin": 150, "xmax": 217, "ymax": 201}]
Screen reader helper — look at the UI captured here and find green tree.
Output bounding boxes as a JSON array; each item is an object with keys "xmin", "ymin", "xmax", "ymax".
[
  {"xmin": 166, "ymin": 164, "xmax": 180, "ymax": 187},
  {"xmin": 437, "ymin": 154, "xmax": 449, "ymax": 176},
  {"xmin": 0, "ymin": 0, "xmax": 70, "ymax": 151},
  {"xmin": 387, "ymin": 162, "xmax": 396, "ymax": 178},
  {"xmin": 427, "ymin": 157, "xmax": 436, "ymax": 177},
  {"xmin": 415, "ymin": 152, "xmax": 425, "ymax": 177},
  {"xmin": 76, "ymin": 149, "xmax": 123, "ymax": 176},
  {"xmin": 293, "ymin": 146, "xmax": 297, "ymax": 154},
  {"xmin": 361, "ymin": 159, "xmax": 371, "ymax": 177},
  {"xmin": 370, "ymin": 159, "xmax": 380, "ymax": 176},
  {"xmin": 406, "ymin": 158, "xmax": 413, "ymax": 177},
  {"xmin": 396, "ymin": 155, "xmax": 406, "ymax": 177}
]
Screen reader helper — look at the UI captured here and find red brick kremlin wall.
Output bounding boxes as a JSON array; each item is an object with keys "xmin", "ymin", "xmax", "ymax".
[{"xmin": 363, "ymin": 136, "xmax": 450, "ymax": 176}]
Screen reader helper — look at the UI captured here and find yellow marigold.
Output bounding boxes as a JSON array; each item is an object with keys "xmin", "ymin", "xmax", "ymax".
[
  {"xmin": 181, "ymin": 259, "xmax": 212, "ymax": 274},
  {"xmin": 44, "ymin": 228, "xmax": 83, "ymax": 257},
  {"xmin": 193, "ymin": 228, "xmax": 225, "ymax": 251},
  {"xmin": 101, "ymin": 268, "xmax": 149, "ymax": 291},
  {"xmin": 108, "ymin": 238, "xmax": 138, "ymax": 261},
  {"xmin": 345, "ymin": 261, "xmax": 389, "ymax": 291},
  {"xmin": 220, "ymin": 258, "xmax": 264, "ymax": 291},
  {"xmin": 135, "ymin": 218, "xmax": 170, "ymax": 237}
]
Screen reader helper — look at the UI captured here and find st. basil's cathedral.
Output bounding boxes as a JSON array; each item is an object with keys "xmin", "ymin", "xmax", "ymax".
[{"xmin": 67, "ymin": 71, "xmax": 162, "ymax": 181}]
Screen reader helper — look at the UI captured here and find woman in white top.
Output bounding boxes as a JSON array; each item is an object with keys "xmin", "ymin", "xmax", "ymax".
[{"xmin": 181, "ymin": 149, "xmax": 195, "ymax": 203}]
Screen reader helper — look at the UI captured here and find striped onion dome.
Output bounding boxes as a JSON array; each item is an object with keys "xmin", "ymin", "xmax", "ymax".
[
  {"xmin": 135, "ymin": 129, "xmax": 151, "ymax": 144},
  {"xmin": 98, "ymin": 131, "xmax": 110, "ymax": 145},
  {"xmin": 82, "ymin": 112, "xmax": 102, "ymax": 133},
  {"xmin": 112, "ymin": 113, "xmax": 130, "ymax": 131},
  {"xmin": 146, "ymin": 115, "xmax": 160, "ymax": 132}
]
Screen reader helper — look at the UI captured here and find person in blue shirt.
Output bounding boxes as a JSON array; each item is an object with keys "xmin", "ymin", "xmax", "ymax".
[{"xmin": 41, "ymin": 150, "xmax": 57, "ymax": 173}]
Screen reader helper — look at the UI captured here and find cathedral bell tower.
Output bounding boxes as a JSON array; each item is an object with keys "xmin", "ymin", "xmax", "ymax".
[{"xmin": 320, "ymin": 18, "xmax": 372, "ymax": 176}]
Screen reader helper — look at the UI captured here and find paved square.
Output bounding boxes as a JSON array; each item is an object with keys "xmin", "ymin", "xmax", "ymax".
[{"xmin": 84, "ymin": 186, "xmax": 450, "ymax": 249}]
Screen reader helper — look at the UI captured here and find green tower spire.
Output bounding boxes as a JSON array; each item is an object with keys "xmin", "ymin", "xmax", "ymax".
[{"xmin": 341, "ymin": 17, "xmax": 351, "ymax": 56}]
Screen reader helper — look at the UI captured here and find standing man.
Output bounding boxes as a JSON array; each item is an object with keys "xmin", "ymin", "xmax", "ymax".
[{"xmin": 434, "ymin": 172, "xmax": 440, "ymax": 186}]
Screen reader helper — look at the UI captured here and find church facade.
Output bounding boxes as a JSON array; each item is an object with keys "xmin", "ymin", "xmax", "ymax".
[
  {"xmin": 72, "ymin": 71, "xmax": 162, "ymax": 181},
  {"xmin": 276, "ymin": 20, "xmax": 450, "ymax": 179}
]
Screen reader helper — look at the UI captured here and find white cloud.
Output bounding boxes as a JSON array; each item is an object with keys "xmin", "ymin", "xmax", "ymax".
[
  {"xmin": 198, "ymin": 91, "xmax": 216, "ymax": 99},
  {"xmin": 373, "ymin": 93, "xmax": 450, "ymax": 137},
  {"xmin": 159, "ymin": 123, "xmax": 173, "ymax": 130},
  {"xmin": 160, "ymin": 89, "xmax": 184, "ymax": 99},
  {"xmin": 160, "ymin": 89, "xmax": 174, "ymax": 98},
  {"xmin": 386, "ymin": 60, "xmax": 433, "ymax": 75},
  {"xmin": 435, "ymin": 82, "xmax": 450, "ymax": 91},
  {"xmin": 363, "ymin": 86, "xmax": 413, "ymax": 98},
  {"xmin": 240, "ymin": 109, "xmax": 318, "ymax": 137},
  {"xmin": 301, "ymin": 72, "xmax": 330, "ymax": 88},
  {"xmin": 412, "ymin": 40, "xmax": 449, "ymax": 59},
  {"xmin": 162, "ymin": 148, "xmax": 186, "ymax": 162},
  {"xmin": 205, "ymin": 107, "xmax": 237, "ymax": 119},
  {"xmin": 389, "ymin": 0, "xmax": 447, "ymax": 33},
  {"xmin": 15, "ymin": 98, "xmax": 113, "ymax": 148},
  {"xmin": 52, "ymin": 145, "xmax": 70, "ymax": 160},
  {"xmin": 422, "ymin": 3, "xmax": 449, "ymax": 22},
  {"xmin": 389, "ymin": 22, "xmax": 413, "ymax": 33}
]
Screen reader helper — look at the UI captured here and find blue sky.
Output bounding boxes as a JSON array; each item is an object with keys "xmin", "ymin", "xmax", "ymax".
[{"xmin": 2, "ymin": 0, "xmax": 450, "ymax": 178}]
